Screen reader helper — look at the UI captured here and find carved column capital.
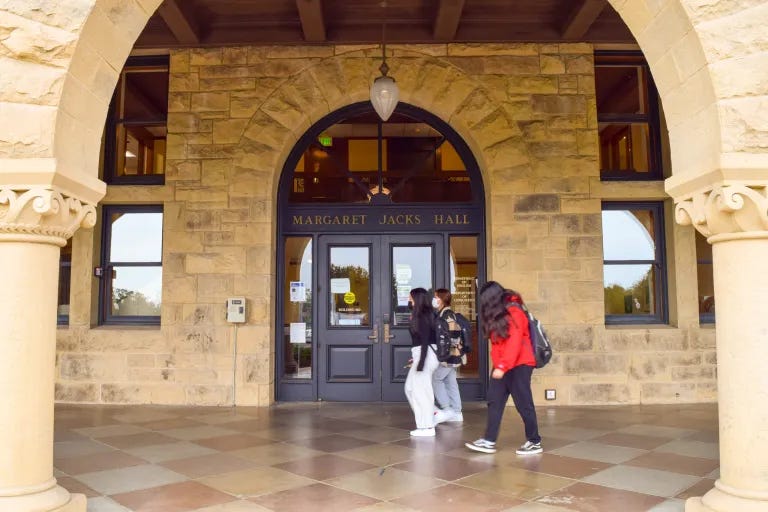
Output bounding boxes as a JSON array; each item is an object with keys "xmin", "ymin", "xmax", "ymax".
[
  {"xmin": 675, "ymin": 182, "xmax": 768, "ymax": 243},
  {"xmin": 0, "ymin": 187, "xmax": 97, "ymax": 246}
]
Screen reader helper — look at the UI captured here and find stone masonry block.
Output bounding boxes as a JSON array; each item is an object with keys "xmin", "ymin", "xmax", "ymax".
[
  {"xmin": 640, "ymin": 383, "xmax": 697, "ymax": 403},
  {"xmin": 602, "ymin": 330, "xmax": 688, "ymax": 351},
  {"xmin": 186, "ymin": 247, "xmax": 247, "ymax": 275},
  {"xmin": 567, "ymin": 237, "xmax": 602, "ymax": 257},
  {"xmin": 191, "ymin": 92, "xmax": 230, "ymax": 112},
  {"xmin": 548, "ymin": 325, "xmax": 594, "ymax": 352},
  {"xmin": 55, "ymin": 383, "xmax": 99, "ymax": 402},
  {"xmin": 515, "ymin": 194, "xmax": 560, "ymax": 213},
  {"xmin": 572, "ymin": 383, "xmax": 632, "ymax": 404},
  {"xmin": 630, "ymin": 352, "xmax": 703, "ymax": 380},
  {"xmin": 564, "ymin": 354, "xmax": 628, "ymax": 375},
  {"xmin": 531, "ymin": 95, "xmax": 587, "ymax": 114}
]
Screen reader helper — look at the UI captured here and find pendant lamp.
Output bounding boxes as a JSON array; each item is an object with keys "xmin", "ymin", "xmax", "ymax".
[{"xmin": 370, "ymin": 10, "xmax": 399, "ymax": 121}]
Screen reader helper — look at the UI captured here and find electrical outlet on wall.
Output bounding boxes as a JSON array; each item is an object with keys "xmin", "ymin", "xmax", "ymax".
[{"xmin": 545, "ymin": 389, "xmax": 556, "ymax": 401}]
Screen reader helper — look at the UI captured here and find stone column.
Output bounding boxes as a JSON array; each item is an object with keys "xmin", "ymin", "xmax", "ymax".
[
  {"xmin": 675, "ymin": 182, "xmax": 768, "ymax": 512},
  {"xmin": 0, "ymin": 187, "xmax": 96, "ymax": 512}
]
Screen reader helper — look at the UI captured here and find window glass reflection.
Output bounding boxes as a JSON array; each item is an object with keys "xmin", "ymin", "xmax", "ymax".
[
  {"xmin": 604, "ymin": 264, "xmax": 656, "ymax": 315},
  {"xmin": 283, "ymin": 238, "xmax": 313, "ymax": 379},
  {"xmin": 288, "ymin": 110, "xmax": 472, "ymax": 203},
  {"xmin": 450, "ymin": 236, "xmax": 479, "ymax": 379},
  {"xmin": 111, "ymin": 61, "xmax": 169, "ymax": 180},
  {"xmin": 696, "ymin": 232, "xmax": 715, "ymax": 321},
  {"xmin": 599, "ymin": 123, "xmax": 650, "ymax": 174},
  {"xmin": 109, "ymin": 266, "xmax": 162, "ymax": 317},
  {"xmin": 595, "ymin": 65, "xmax": 648, "ymax": 115},
  {"xmin": 329, "ymin": 247, "xmax": 370, "ymax": 327},
  {"xmin": 392, "ymin": 246, "xmax": 433, "ymax": 326},
  {"xmin": 58, "ymin": 239, "xmax": 72, "ymax": 324},
  {"xmin": 110, "ymin": 212, "xmax": 163, "ymax": 262},
  {"xmin": 602, "ymin": 210, "xmax": 655, "ymax": 261},
  {"xmin": 102, "ymin": 206, "xmax": 163, "ymax": 324}
]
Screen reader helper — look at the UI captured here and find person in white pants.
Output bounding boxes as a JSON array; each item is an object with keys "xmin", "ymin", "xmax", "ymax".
[
  {"xmin": 431, "ymin": 289, "xmax": 464, "ymax": 424},
  {"xmin": 404, "ymin": 287, "xmax": 439, "ymax": 437}
]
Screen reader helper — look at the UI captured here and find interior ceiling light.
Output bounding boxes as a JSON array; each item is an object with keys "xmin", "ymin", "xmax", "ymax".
[{"xmin": 370, "ymin": 2, "xmax": 399, "ymax": 121}]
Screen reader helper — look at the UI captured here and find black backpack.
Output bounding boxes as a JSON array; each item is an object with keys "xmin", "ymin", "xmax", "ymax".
[
  {"xmin": 454, "ymin": 312, "xmax": 472, "ymax": 354},
  {"xmin": 433, "ymin": 314, "xmax": 452, "ymax": 363},
  {"xmin": 508, "ymin": 302, "xmax": 552, "ymax": 369}
]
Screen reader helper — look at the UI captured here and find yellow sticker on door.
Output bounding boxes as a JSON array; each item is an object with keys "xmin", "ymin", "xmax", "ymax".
[{"xmin": 343, "ymin": 292, "xmax": 356, "ymax": 304}]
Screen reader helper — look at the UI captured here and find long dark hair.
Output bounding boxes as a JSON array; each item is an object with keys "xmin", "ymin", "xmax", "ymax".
[
  {"xmin": 409, "ymin": 287, "xmax": 433, "ymax": 335},
  {"xmin": 479, "ymin": 281, "xmax": 524, "ymax": 341}
]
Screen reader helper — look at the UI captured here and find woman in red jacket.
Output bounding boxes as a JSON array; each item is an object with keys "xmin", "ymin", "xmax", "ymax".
[{"xmin": 465, "ymin": 281, "xmax": 542, "ymax": 455}]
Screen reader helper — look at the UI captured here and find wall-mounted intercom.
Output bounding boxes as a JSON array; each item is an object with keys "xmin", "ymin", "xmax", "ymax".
[{"xmin": 226, "ymin": 297, "xmax": 246, "ymax": 323}]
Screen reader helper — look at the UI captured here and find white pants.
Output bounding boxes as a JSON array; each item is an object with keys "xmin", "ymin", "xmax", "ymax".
[
  {"xmin": 433, "ymin": 365, "xmax": 462, "ymax": 413},
  {"xmin": 404, "ymin": 345, "xmax": 439, "ymax": 429}
]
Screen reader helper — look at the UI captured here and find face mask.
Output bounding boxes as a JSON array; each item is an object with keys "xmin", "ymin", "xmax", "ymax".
[
  {"xmin": 407, "ymin": 302, "xmax": 413, "ymax": 311},
  {"xmin": 432, "ymin": 297, "xmax": 440, "ymax": 309}
]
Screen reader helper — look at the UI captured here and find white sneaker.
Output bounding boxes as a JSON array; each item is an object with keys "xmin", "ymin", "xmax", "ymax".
[
  {"xmin": 446, "ymin": 412, "xmax": 463, "ymax": 423},
  {"xmin": 410, "ymin": 427, "xmax": 436, "ymax": 437},
  {"xmin": 434, "ymin": 409, "xmax": 452, "ymax": 424}
]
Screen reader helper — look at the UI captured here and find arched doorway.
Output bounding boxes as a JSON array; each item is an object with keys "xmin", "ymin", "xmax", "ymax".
[{"xmin": 276, "ymin": 102, "xmax": 487, "ymax": 402}]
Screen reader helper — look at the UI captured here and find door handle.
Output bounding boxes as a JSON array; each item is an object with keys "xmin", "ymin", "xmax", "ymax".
[
  {"xmin": 368, "ymin": 323, "xmax": 379, "ymax": 343},
  {"xmin": 383, "ymin": 322, "xmax": 395, "ymax": 343}
]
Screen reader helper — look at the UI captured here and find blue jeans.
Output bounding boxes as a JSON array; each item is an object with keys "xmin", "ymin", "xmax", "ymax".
[{"xmin": 432, "ymin": 365, "xmax": 462, "ymax": 412}]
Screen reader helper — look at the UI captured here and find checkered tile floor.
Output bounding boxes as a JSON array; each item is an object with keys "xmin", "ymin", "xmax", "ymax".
[{"xmin": 53, "ymin": 402, "xmax": 719, "ymax": 511}]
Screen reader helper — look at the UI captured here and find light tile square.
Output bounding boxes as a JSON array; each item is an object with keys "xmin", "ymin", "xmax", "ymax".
[
  {"xmin": 648, "ymin": 498, "xmax": 686, "ymax": 511},
  {"xmin": 618, "ymin": 425, "xmax": 696, "ymax": 439},
  {"xmin": 198, "ymin": 467, "xmax": 315, "ymax": 497},
  {"xmin": 583, "ymin": 465, "xmax": 700, "ymax": 498},
  {"xmin": 75, "ymin": 425, "xmax": 149, "ymax": 438},
  {"xmin": 54, "ymin": 440, "xmax": 114, "ymax": 459},
  {"xmin": 86, "ymin": 497, "xmax": 132, "ymax": 512},
  {"xmin": 122, "ymin": 441, "xmax": 218, "ymax": 463},
  {"xmin": 326, "ymin": 467, "xmax": 444, "ymax": 501},
  {"xmin": 457, "ymin": 467, "xmax": 574, "ymax": 500},
  {"xmin": 190, "ymin": 500, "xmax": 272, "ymax": 512},
  {"xmin": 537, "ymin": 426, "xmax": 609, "ymax": 441},
  {"xmin": 549, "ymin": 441, "xmax": 647, "ymax": 464},
  {"xmin": 75, "ymin": 464, "xmax": 187, "ymax": 495},
  {"xmin": 163, "ymin": 425, "xmax": 239, "ymax": 441},
  {"xmin": 655, "ymin": 440, "xmax": 719, "ymax": 460}
]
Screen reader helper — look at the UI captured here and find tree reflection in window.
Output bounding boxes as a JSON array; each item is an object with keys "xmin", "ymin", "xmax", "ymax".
[
  {"xmin": 602, "ymin": 204, "xmax": 666, "ymax": 323},
  {"xmin": 329, "ymin": 261, "xmax": 370, "ymax": 327}
]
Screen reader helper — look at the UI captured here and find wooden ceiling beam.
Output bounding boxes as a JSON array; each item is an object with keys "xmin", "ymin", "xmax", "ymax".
[
  {"xmin": 156, "ymin": 0, "xmax": 201, "ymax": 44},
  {"xmin": 433, "ymin": 0, "xmax": 465, "ymax": 41},
  {"xmin": 296, "ymin": 0, "xmax": 326, "ymax": 42},
  {"xmin": 560, "ymin": 0, "xmax": 607, "ymax": 40}
]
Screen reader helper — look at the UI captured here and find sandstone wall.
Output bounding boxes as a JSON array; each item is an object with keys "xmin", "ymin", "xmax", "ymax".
[{"xmin": 54, "ymin": 43, "xmax": 717, "ymax": 406}]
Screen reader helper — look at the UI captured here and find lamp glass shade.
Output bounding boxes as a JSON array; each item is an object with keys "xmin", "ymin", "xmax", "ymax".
[{"xmin": 370, "ymin": 75, "xmax": 399, "ymax": 121}]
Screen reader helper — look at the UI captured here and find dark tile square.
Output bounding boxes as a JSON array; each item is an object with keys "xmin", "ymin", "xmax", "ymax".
[
  {"xmin": 252, "ymin": 483, "xmax": 379, "ymax": 512},
  {"xmin": 111, "ymin": 481, "xmax": 234, "ymax": 512},
  {"xmin": 393, "ymin": 453, "xmax": 494, "ymax": 481},
  {"xmin": 537, "ymin": 482, "xmax": 665, "ymax": 511},
  {"xmin": 293, "ymin": 434, "xmax": 376, "ymax": 453},
  {"xmin": 274, "ymin": 454, "xmax": 377, "ymax": 480}
]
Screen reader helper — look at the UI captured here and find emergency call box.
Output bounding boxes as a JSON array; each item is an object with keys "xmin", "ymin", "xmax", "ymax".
[{"xmin": 226, "ymin": 297, "xmax": 247, "ymax": 323}]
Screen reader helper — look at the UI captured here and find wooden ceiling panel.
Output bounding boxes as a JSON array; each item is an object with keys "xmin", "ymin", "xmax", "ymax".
[
  {"xmin": 134, "ymin": 0, "xmax": 637, "ymax": 48},
  {"xmin": 202, "ymin": 0, "xmax": 297, "ymax": 19},
  {"xmin": 324, "ymin": 0, "xmax": 437, "ymax": 26}
]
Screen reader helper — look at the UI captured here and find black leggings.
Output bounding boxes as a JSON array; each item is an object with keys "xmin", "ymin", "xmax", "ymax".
[{"xmin": 484, "ymin": 365, "xmax": 541, "ymax": 444}]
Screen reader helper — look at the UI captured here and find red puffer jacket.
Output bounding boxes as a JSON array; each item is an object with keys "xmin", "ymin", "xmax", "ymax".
[{"xmin": 490, "ymin": 303, "xmax": 536, "ymax": 372}]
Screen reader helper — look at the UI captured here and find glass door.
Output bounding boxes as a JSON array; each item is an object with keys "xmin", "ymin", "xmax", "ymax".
[{"xmin": 317, "ymin": 234, "xmax": 443, "ymax": 401}]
